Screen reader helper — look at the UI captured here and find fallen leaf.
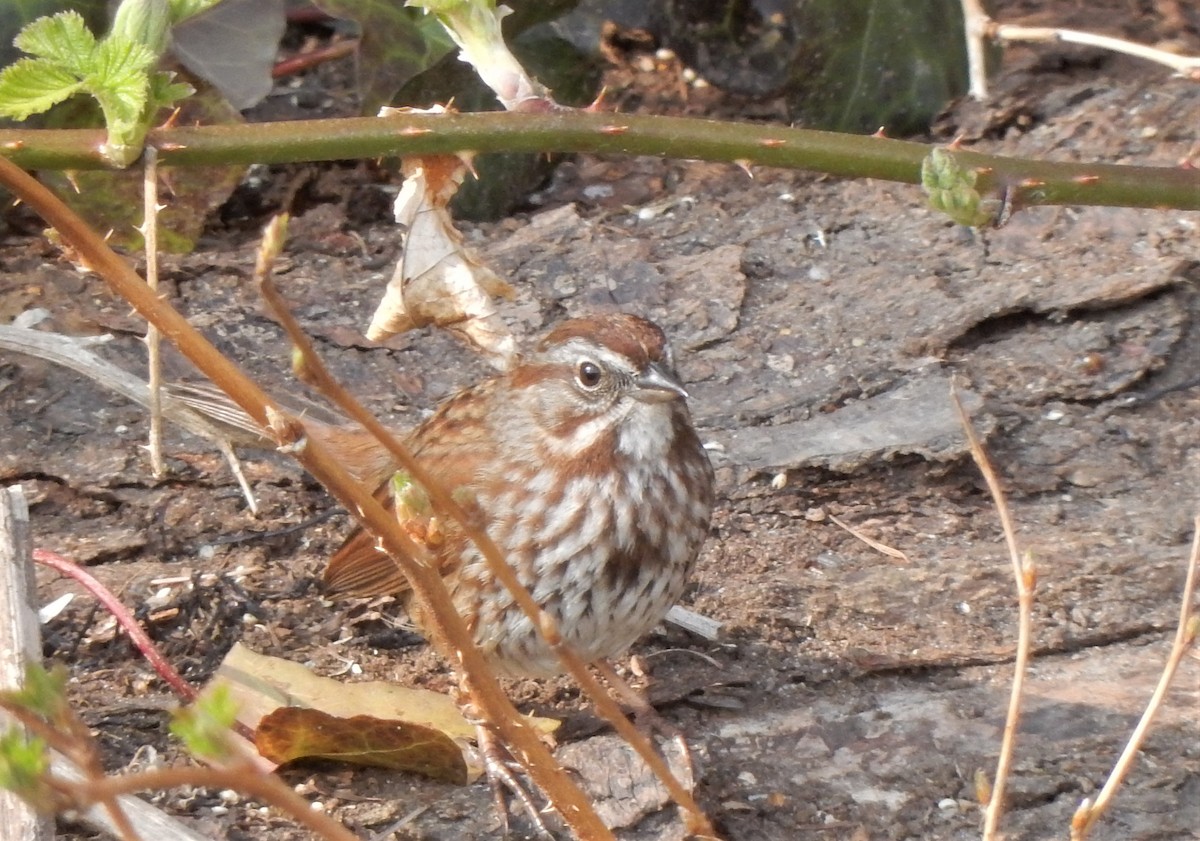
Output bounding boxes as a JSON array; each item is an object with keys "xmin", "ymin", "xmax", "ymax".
[
  {"xmin": 204, "ymin": 644, "xmax": 559, "ymax": 782},
  {"xmin": 256, "ymin": 707, "xmax": 468, "ymax": 784}
]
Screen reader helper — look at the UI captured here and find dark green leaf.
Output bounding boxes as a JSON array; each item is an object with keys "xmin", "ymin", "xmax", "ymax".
[
  {"xmin": 315, "ymin": 0, "xmax": 457, "ymax": 114},
  {"xmin": 170, "ymin": 0, "xmax": 286, "ymax": 110},
  {"xmin": 663, "ymin": 0, "xmax": 985, "ymax": 136}
]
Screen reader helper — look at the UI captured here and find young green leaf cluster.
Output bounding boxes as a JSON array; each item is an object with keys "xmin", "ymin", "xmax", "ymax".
[
  {"xmin": 0, "ymin": 6, "xmax": 193, "ymax": 166},
  {"xmin": 921, "ymin": 147, "xmax": 1000, "ymax": 227}
]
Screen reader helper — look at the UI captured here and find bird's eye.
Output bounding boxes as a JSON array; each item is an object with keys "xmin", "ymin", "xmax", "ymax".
[{"xmin": 576, "ymin": 360, "xmax": 603, "ymax": 389}]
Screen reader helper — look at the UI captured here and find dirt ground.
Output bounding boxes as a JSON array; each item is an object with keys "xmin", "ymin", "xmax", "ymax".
[{"xmin": 1, "ymin": 2, "xmax": 1198, "ymax": 840}]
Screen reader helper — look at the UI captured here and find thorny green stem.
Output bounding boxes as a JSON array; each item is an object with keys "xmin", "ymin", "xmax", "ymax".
[{"xmin": 0, "ymin": 111, "xmax": 1196, "ymax": 210}]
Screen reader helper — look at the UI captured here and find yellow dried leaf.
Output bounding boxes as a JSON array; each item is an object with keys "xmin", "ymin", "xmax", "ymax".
[{"xmin": 206, "ymin": 643, "xmax": 559, "ymax": 744}]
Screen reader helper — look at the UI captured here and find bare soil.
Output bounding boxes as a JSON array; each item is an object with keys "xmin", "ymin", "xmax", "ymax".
[{"xmin": 1, "ymin": 3, "xmax": 1198, "ymax": 840}]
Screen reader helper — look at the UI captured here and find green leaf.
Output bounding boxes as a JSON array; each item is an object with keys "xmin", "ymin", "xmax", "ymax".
[
  {"xmin": 921, "ymin": 148, "xmax": 997, "ymax": 227},
  {"xmin": 0, "ymin": 3, "xmax": 106, "ymax": 77},
  {"xmin": 0, "ymin": 729, "xmax": 51, "ymax": 810},
  {"xmin": 315, "ymin": 0, "xmax": 455, "ymax": 113},
  {"xmin": 171, "ymin": 684, "xmax": 239, "ymax": 760},
  {"xmin": 169, "ymin": 0, "xmax": 223, "ymax": 23},
  {"xmin": 148, "ymin": 69, "xmax": 194, "ymax": 110},
  {"xmin": 14, "ymin": 10, "xmax": 97, "ymax": 74},
  {"xmin": 89, "ymin": 35, "xmax": 155, "ymax": 126},
  {"xmin": 0, "ymin": 58, "xmax": 86, "ymax": 119}
]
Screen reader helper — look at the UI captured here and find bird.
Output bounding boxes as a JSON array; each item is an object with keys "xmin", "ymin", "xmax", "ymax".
[
  {"xmin": 168, "ymin": 313, "xmax": 714, "ymax": 676},
  {"xmin": 323, "ymin": 312, "xmax": 715, "ymax": 677}
]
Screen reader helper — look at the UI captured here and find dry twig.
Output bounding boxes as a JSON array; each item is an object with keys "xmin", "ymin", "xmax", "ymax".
[
  {"xmin": 1069, "ymin": 516, "xmax": 1200, "ymax": 840},
  {"xmin": 141, "ymin": 146, "xmax": 165, "ymax": 477},
  {"xmin": 959, "ymin": 0, "xmax": 1200, "ymax": 99},
  {"xmin": 951, "ymin": 387, "xmax": 1036, "ymax": 841}
]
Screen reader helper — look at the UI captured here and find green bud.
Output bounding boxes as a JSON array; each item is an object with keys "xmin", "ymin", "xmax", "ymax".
[
  {"xmin": 171, "ymin": 686, "xmax": 238, "ymax": 761},
  {"xmin": 110, "ymin": 0, "xmax": 172, "ymax": 56},
  {"xmin": 921, "ymin": 148, "xmax": 996, "ymax": 228},
  {"xmin": 0, "ymin": 729, "xmax": 52, "ymax": 811}
]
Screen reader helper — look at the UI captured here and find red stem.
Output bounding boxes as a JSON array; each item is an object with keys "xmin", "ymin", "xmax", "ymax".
[
  {"xmin": 272, "ymin": 40, "xmax": 358, "ymax": 79},
  {"xmin": 33, "ymin": 549, "xmax": 197, "ymax": 703}
]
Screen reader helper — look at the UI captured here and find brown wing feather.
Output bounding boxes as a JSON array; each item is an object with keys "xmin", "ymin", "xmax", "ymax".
[{"xmin": 323, "ymin": 381, "xmax": 500, "ymax": 598}]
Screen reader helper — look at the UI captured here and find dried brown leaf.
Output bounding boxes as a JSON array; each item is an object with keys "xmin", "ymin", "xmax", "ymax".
[
  {"xmin": 256, "ymin": 707, "xmax": 469, "ymax": 784},
  {"xmin": 368, "ymin": 107, "xmax": 516, "ymax": 368}
]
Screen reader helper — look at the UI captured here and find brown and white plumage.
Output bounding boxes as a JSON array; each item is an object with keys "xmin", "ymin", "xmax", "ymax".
[{"xmin": 324, "ymin": 313, "xmax": 715, "ymax": 677}]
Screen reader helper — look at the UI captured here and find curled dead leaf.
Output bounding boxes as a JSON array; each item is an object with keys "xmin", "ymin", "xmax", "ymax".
[{"xmin": 369, "ymin": 107, "xmax": 516, "ymax": 369}]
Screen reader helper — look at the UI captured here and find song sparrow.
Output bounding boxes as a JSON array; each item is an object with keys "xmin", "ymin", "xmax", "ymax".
[{"xmin": 324, "ymin": 313, "xmax": 715, "ymax": 677}]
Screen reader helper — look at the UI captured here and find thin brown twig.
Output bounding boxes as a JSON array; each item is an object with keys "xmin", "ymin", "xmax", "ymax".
[
  {"xmin": 994, "ymin": 24, "xmax": 1200, "ymax": 78},
  {"xmin": 959, "ymin": 0, "xmax": 1200, "ymax": 100},
  {"xmin": 951, "ymin": 387, "xmax": 1036, "ymax": 841},
  {"xmin": 828, "ymin": 514, "xmax": 909, "ymax": 563},
  {"xmin": 82, "ymin": 761, "xmax": 361, "ymax": 841},
  {"xmin": 254, "ymin": 215, "xmax": 702, "ymax": 836},
  {"xmin": 1070, "ymin": 516, "xmax": 1200, "ymax": 840},
  {"xmin": 272, "ymin": 39, "xmax": 358, "ymax": 79},
  {"xmin": 141, "ymin": 146, "xmax": 164, "ymax": 477},
  {"xmin": 33, "ymin": 549, "xmax": 196, "ymax": 704},
  {"xmin": 10, "ymin": 711, "xmax": 359, "ymax": 841}
]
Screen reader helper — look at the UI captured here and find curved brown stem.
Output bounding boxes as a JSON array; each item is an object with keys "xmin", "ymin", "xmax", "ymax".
[{"xmin": 0, "ymin": 154, "xmax": 615, "ymax": 841}]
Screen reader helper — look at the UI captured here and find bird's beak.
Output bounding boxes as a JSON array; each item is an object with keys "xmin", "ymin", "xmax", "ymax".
[{"xmin": 634, "ymin": 362, "xmax": 689, "ymax": 403}]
